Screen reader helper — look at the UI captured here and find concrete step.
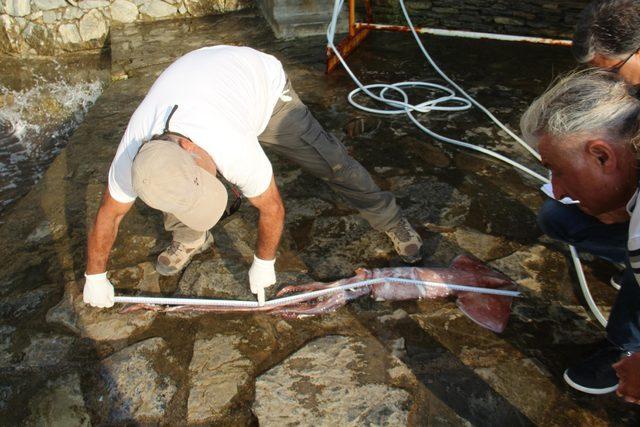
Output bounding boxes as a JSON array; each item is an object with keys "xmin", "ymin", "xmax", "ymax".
[{"xmin": 257, "ymin": 0, "xmax": 348, "ymax": 39}]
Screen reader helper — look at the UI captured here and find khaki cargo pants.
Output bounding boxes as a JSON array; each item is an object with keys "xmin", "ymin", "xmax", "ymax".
[{"xmin": 165, "ymin": 79, "xmax": 402, "ymax": 243}]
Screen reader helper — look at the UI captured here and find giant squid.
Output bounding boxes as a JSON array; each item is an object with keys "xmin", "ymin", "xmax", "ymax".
[{"xmin": 121, "ymin": 255, "xmax": 517, "ymax": 333}]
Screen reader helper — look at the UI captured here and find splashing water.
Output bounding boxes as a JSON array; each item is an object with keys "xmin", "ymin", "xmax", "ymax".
[{"xmin": 0, "ymin": 74, "xmax": 104, "ymax": 215}]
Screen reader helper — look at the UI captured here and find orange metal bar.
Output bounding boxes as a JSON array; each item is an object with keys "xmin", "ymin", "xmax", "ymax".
[
  {"xmin": 349, "ymin": 0, "xmax": 356, "ymax": 36},
  {"xmin": 326, "ymin": 0, "xmax": 372, "ymax": 74},
  {"xmin": 326, "ymin": 27, "xmax": 370, "ymax": 73}
]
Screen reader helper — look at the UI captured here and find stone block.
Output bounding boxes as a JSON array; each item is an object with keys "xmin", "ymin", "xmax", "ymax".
[
  {"xmin": 26, "ymin": 373, "xmax": 90, "ymax": 426},
  {"xmin": 46, "ymin": 281, "xmax": 157, "ymax": 342},
  {"xmin": 406, "ymin": 0, "xmax": 433, "ymax": 12},
  {"xmin": 5, "ymin": 0, "xmax": 30, "ymax": 17},
  {"xmin": 187, "ymin": 334, "xmax": 253, "ymax": 424},
  {"xmin": 20, "ymin": 333, "xmax": 75, "ymax": 369},
  {"xmin": 0, "ymin": 284, "xmax": 57, "ymax": 320},
  {"xmin": 63, "ymin": 6, "xmax": 84, "ymax": 19},
  {"xmin": 139, "ymin": 0, "xmax": 178, "ymax": 18},
  {"xmin": 432, "ymin": 6, "xmax": 458, "ymax": 13},
  {"xmin": 0, "ymin": 325, "xmax": 15, "ymax": 368},
  {"xmin": 494, "ymin": 16, "xmax": 524, "ymax": 26},
  {"xmin": 111, "ymin": 0, "xmax": 139, "ymax": 23},
  {"xmin": 43, "ymin": 10, "xmax": 57, "ymax": 24},
  {"xmin": 34, "ymin": 0, "xmax": 67, "ymax": 10},
  {"xmin": 99, "ymin": 337, "xmax": 178, "ymax": 423},
  {"xmin": 29, "ymin": 10, "xmax": 43, "ymax": 20},
  {"xmin": 23, "ymin": 21, "xmax": 56, "ymax": 55},
  {"xmin": 58, "ymin": 23, "xmax": 82, "ymax": 45},
  {"xmin": 253, "ymin": 335, "xmax": 412, "ymax": 425},
  {"xmin": 78, "ymin": 0, "xmax": 110, "ymax": 10},
  {"xmin": 78, "ymin": 8, "xmax": 108, "ymax": 41},
  {"xmin": 0, "ymin": 15, "xmax": 21, "ymax": 53},
  {"xmin": 185, "ymin": 0, "xmax": 251, "ymax": 17}
]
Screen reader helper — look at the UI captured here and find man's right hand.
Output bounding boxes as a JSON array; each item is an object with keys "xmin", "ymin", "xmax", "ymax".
[
  {"xmin": 249, "ymin": 255, "xmax": 277, "ymax": 306},
  {"xmin": 614, "ymin": 352, "xmax": 640, "ymax": 404},
  {"xmin": 83, "ymin": 272, "xmax": 115, "ymax": 308}
]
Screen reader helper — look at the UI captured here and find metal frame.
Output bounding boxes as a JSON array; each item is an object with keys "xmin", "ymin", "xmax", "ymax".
[{"xmin": 326, "ymin": 0, "xmax": 571, "ymax": 73}]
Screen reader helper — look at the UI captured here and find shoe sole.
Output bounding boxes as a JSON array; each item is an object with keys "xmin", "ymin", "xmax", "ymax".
[
  {"xmin": 155, "ymin": 234, "xmax": 214, "ymax": 277},
  {"xmin": 563, "ymin": 370, "xmax": 618, "ymax": 395},
  {"xmin": 400, "ymin": 253, "xmax": 423, "ymax": 264}
]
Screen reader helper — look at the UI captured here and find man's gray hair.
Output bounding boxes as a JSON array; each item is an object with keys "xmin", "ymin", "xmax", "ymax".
[
  {"xmin": 520, "ymin": 68, "xmax": 640, "ymax": 149},
  {"xmin": 573, "ymin": 0, "xmax": 640, "ymax": 63}
]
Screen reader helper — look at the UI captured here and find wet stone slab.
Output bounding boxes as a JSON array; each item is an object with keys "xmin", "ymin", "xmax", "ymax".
[
  {"xmin": 392, "ymin": 177, "xmax": 472, "ymax": 227},
  {"xmin": 178, "ymin": 256, "xmax": 312, "ymax": 301},
  {"xmin": 0, "ymin": 284, "xmax": 59, "ymax": 321},
  {"xmin": 25, "ymin": 372, "xmax": 90, "ymax": 427},
  {"xmin": 301, "ymin": 214, "xmax": 393, "ymax": 280},
  {"xmin": 97, "ymin": 337, "xmax": 178, "ymax": 423},
  {"xmin": 253, "ymin": 335, "xmax": 413, "ymax": 426},
  {"xmin": 187, "ymin": 333, "xmax": 254, "ymax": 424},
  {"xmin": 0, "ymin": 325, "xmax": 15, "ymax": 368},
  {"xmin": 409, "ymin": 311, "xmax": 616, "ymax": 425},
  {"xmin": 19, "ymin": 333, "xmax": 76, "ymax": 370},
  {"xmin": 46, "ymin": 281, "xmax": 157, "ymax": 342}
]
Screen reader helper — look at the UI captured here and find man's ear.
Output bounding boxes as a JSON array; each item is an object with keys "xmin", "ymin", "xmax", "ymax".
[
  {"xmin": 585, "ymin": 140, "xmax": 617, "ymax": 172},
  {"xmin": 179, "ymin": 138, "xmax": 196, "ymax": 152}
]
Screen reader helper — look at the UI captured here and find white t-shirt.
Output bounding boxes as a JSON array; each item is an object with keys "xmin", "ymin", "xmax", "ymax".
[
  {"xmin": 108, "ymin": 45, "xmax": 286, "ymax": 202},
  {"xmin": 626, "ymin": 190, "xmax": 640, "ymax": 284}
]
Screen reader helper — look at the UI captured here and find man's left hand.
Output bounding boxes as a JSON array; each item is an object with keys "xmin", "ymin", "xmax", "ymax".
[
  {"xmin": 249, "ymin": 255, "xmax": 276, "ymax": 306},
  {"xmin": 614, "ymin": 352, "xmax": 640, "ymax": 404}
]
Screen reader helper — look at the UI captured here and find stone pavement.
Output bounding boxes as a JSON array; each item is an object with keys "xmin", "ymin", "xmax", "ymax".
[{"xmin": 0, "ymin": 9, "xmax": 638, "ymax": 425}]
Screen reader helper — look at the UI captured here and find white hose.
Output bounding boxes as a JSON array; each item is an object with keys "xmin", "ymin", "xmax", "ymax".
[
  {"xmin": 114, "ymin": 277, "xmax": 520, "ymax": 307},
  {"xmin": 570, "ymin": 246, "xmax": 608, "ymax": 326},
  {"xmin": 327, "ymin": 0, "xmax": 607, "ymax": 327}
]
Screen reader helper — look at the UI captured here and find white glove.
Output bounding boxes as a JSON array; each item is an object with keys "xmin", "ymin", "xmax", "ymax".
[
  {"xmin": 83, "ymin": 272, "xmax": 115, "ymax": 308},
  {"xmin": 249, "ymin": 255, "xmax": 276, "ymax": 306}
]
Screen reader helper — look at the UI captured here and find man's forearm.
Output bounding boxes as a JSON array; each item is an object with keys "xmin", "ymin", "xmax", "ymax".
[
  {"xmin": 86, "ymin": 211, "xmax": 123, "ymax": 274},
  {"xmin": 255, "ymin": 206, "xmax": 284, "ymax": 260}
]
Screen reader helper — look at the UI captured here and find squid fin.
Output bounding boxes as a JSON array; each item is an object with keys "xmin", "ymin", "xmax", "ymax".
[
  {"xmin": 450, "ymin": 254, "xmax": 516, "ymax": 333},
  {"xmin": 449, "ymin": 254, "xmax": 508, "ymax": 279}
]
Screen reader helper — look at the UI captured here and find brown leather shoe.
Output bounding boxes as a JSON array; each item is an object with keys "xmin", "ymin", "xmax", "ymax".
[
  {"xmin": 385, "ymin": 217, "xmax": 423, "ymax": 264},
  {"xmin": 156, "ymin": 232, "xmax": 213, "ymax": 276}
]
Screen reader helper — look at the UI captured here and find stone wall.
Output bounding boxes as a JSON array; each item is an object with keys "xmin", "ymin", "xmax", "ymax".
[
  {"xmin": 0, "ymin": 0, "xmax": 252, "ymax": 56},
  {"xmin": 0, "ymin": 1, "xmax": 596, "ymax": 56},
  {"xmin": 369, "ymin": 0, "xmax": 590, "ymax": 39}
]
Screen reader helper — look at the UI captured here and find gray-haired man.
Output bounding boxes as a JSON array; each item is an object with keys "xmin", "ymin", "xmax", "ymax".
[
  {"xmin": 83, "ymin": 46, "xmax": 423, "ymax": 309},
  {"xmin": 573, "ymin": 0, "xmax": 640, "ymax": 84},
  {"xmin": 535, "ymin": 0, "xmax": 640, "ymax": 399},
  {"xmin": 521, "ymin": 69, "xmax": 640, "ymax": 398},
  {"xmin": 541, "ymin": 0, "xmax": 640, "ymax": 274}
]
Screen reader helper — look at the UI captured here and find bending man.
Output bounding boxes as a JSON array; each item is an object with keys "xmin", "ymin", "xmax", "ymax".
[{"xmin": 83, "ymin": 46, "xmax": 423, "ymax": 308}]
